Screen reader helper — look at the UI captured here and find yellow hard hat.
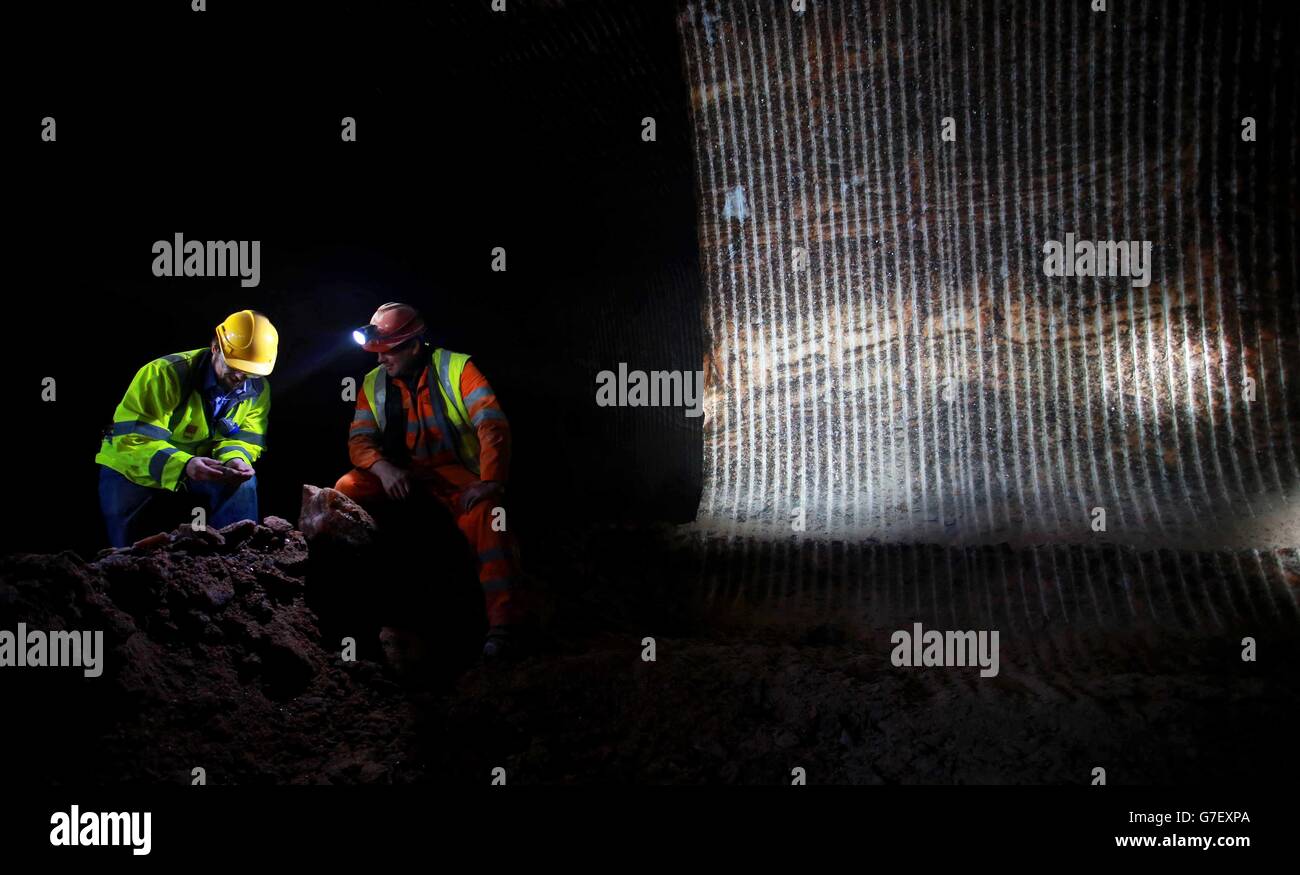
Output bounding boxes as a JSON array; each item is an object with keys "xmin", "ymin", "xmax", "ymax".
[{"xmin": 215, "ymin": 310, "xmax": 278, "ymax": 376}]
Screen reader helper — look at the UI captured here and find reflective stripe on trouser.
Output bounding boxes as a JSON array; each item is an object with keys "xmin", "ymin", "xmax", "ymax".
[{"xmin": 333, "ymin": 466, "xmax": 522, "ymax": 628}]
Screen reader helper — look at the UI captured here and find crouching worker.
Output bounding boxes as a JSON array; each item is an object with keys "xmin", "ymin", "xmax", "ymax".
[
  {"xmin": 337, "ymin": 302, "xmax": 527, "ymax": 662},
  {"xmin": 95, "ymin": 310, "xmax": 278, "ymax": 547}
]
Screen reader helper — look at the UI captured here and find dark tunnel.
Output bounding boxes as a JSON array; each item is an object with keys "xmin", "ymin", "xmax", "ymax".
[{"xmin": 3, "ymin": 0, "xmax": 1299, "ymax": 818}]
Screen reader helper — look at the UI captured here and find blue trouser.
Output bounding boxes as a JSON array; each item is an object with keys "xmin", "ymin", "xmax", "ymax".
[{"xmin": 98, "ymin": 464, "xmax": 259, "ymax": 548}]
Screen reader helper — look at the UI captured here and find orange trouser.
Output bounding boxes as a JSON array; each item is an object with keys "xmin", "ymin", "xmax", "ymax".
[{"xmin": 334, "ymin": 464, "xmax": 521, "ymax": 628}]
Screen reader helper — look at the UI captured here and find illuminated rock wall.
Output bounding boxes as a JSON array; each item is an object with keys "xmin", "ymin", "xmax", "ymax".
[{"xmin": 679, "ymin": 0, "xmax": 1299, "ymax": 549}]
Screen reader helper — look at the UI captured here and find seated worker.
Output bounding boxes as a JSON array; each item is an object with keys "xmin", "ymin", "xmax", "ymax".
[
  {"xmin": 336, "ymin": 302, "xmax": 526, "ymax": 661},
  {"xmin": 95, "ymin": 310, "xmax": 278, "ymax": 547}
]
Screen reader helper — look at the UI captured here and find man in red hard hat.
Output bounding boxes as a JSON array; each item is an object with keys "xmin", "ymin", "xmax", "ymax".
[{"xmin": 338, "ymin": 302, "xmax": 526, "ymax": 661}]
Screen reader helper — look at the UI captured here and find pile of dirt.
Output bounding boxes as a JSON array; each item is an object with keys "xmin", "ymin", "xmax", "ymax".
[{"xmin": 0, "ymin": 491, "xmax": 429, "ymax": 785}]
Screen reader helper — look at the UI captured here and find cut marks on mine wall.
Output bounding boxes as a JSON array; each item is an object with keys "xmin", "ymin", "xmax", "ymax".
[{"xmin": 679, "ymin": 0, "xmax": 1298, "ymax": 551}]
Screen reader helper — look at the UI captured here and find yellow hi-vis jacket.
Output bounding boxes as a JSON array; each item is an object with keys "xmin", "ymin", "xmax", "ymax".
[
  {"xmin": 95, "ymin": 348, "xmax": 271, "ymax": 490},
  {"xmin": 361, "ymin": 348, "xmax": 480, "ymax": 474}
]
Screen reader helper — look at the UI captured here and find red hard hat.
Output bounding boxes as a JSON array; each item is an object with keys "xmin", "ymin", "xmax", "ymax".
[{"xmin": 362, "ymin": 302, "xmax": 426, "ymax": 352}]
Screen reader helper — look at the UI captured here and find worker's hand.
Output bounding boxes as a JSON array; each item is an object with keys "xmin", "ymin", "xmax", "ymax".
[
  {"xmin": 460, "ymin": 480, "xmax": 504, "ymax": 513},
  {"xmin": 185, "ymin": 456, "xmax": 230, "ymax": 483},
  {"xmin": 372, "ymin": 460, "xmax": 413, "ymax": 500},
  {"xmin": 222, "ymin": 458, "xmax": 255, "ymax": 481}
]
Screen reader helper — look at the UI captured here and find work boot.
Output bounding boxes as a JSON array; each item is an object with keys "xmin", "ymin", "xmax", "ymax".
[
  {"xmin": 482, "ymin": 627, "xmax": 517, "ymax": 662},
  {"xmin": 380, "ymin": 625, "xmax": 426, "ymax": 678}
]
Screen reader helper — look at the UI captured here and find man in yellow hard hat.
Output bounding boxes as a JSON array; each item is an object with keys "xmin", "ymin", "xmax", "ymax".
[{"xmin": 95, "ymin": 310, "xmax": 278, "ymax": 547}]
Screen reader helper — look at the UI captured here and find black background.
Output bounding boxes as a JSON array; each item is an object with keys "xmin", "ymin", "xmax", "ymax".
[
  {"xmin": 6, "ymin": 785, "xmax": 1283, "ymax": 862},
  {"xmin": 7, "ymin": 0, "xmax": 704, "ymax": 558}
]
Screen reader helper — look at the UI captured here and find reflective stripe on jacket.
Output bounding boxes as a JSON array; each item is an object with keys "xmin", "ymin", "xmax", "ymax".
[
  {"xmin": 350, "ymin": 347, "xmax": 510, "ymax": 481},
  {"xmin": 95, "ymin": 348, "xmax": 271, "ymax": 490}
]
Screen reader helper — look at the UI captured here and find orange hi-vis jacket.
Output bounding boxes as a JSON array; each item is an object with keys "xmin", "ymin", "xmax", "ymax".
[{"xmin": 348, "ymin": 350, "xmax": 510, "ymax": 482}]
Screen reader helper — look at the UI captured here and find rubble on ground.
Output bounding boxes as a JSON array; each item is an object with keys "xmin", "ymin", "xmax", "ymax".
[
  {"xmin": 3, "ymin": 499, "xmax": 1298, "ymax": 785},
  {"xmin": 0, "ymin": 489, "xmax": 420, "ymax": 785}
]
